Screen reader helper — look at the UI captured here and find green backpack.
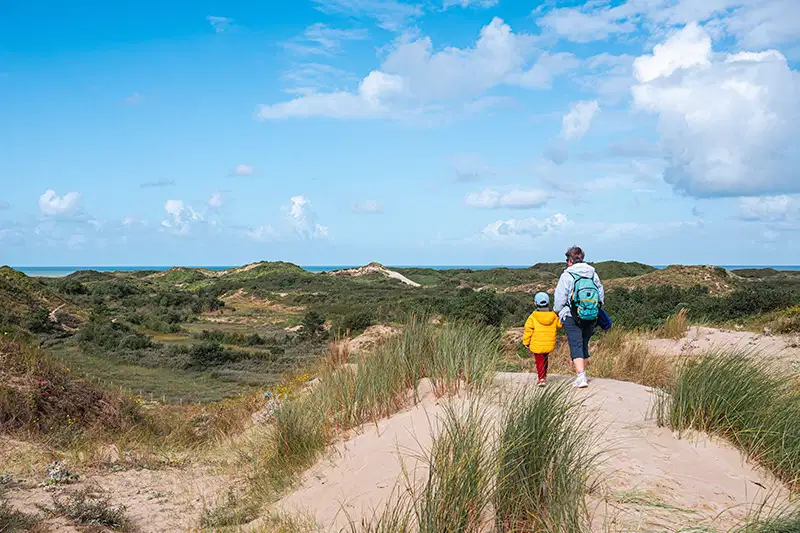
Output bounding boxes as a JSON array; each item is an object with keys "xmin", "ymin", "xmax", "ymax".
[{"xmin": 569, "ymin": 272, "xmax": 600, "ymax": 322}]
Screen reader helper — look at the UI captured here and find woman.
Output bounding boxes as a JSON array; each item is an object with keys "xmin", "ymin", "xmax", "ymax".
[{"xmin": 553, "ymin": 246, "xmax": 604, "ymax": 388}]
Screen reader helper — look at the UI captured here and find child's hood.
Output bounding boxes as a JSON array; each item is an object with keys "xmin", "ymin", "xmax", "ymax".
[{"xmin": 534, "ymin": 311, "xmax": 558, "ymax": 326}]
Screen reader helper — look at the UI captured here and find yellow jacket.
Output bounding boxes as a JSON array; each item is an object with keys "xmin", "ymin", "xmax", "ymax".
[{"xmin": 522, "ymin": 310, "xmax": 562, "ymax": 354}]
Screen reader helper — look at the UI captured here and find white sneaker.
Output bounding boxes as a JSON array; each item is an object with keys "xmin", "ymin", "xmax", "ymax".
[{"xmin": 572, "ymin": 375, "xmax": 588, "ymax": 388}]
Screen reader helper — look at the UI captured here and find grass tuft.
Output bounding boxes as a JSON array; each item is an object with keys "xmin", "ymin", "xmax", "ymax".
[
  {"xmin": 658, "ymin": 308, "xmax": 689, "ymax": 339},
  {"xmin": 656, "ymin": 352, "xmax": 800, "ymax": 488},
  {"xmin": 494, "ymin": 384, "xmax": 596, "ymax": 533}
]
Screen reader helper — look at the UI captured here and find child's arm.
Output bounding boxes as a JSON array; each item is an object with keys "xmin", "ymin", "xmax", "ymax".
[
  {"xmin": 522, "ymin": 314, "xmax": 535, "ymax": 347},
  {"xmin": 556, "ymin": 315, "xmax": 563, "ymax": 329}
]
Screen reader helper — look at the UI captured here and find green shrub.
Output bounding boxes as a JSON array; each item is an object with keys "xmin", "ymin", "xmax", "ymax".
[
  {"xmin": 24, "ymin": 308, "xmax": 52, "ymax": 334},
  {"xmin": 301, "ymin": 310, "xmax": 326, "ymax": 338},
  {"xmin": 339, "ymin": 310, "xmax": 375, "ymax": 334}
]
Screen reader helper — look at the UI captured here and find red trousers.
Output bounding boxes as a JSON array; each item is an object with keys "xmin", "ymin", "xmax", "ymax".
[{"xmin": 533, "ymin": 353, "xmax": 549, "ymax": 380}]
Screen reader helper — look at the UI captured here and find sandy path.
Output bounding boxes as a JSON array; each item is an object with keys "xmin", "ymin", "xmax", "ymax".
[{"xmin": 274, "ymin": 374, "xmax": 787, "ymax": 533}]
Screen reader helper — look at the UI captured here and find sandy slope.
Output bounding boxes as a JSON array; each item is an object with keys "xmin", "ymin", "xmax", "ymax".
[
  {"xmin": 273, "ymin": 374, "xmax": 787, "ymax": 533},
  {"xmin": 648, "ymin": 326, "xmax": 800, "ymax": 369}
]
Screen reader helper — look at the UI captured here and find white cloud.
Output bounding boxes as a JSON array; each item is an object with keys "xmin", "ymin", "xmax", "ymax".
[
  {"xmin": 633, "ymin": 22, "xmax": 711, "ymax": 83},
  {"xmin": 162, "ymin": 199, "xmax": 203, "ymax": 235},
  {"xmin": 208, "ymin": 192, "xmax": 223, "ymax": 208},
  {"xmin": 482, "ymin": 212, "xmax": 571, "ymax": 238},
  {"xmin": 257, "ymin": 18, "xmax": 577, "ymax": 121},
  {"xmin": 207, "ymin": 16, "xmax": 232, "ymax": 33},
  {"xmin": 248, "ymin": 224, "xmax": 278, "ymax": 242},
  {"xmin": 632, "ymin": 23, "xmax": 800, "ymax": 197},
  {"xmin": 312, "ymin": 0, "xmax": 424, "ymax": 32},
  {"xmin": 534, "ymin": 0, "xmax": 800, "ymax": 51},
  {"xmin": 39, "ymin": 189, "xmax": 81, "ymax": 216},
  {"xmin": 443, "ymin": 0, "xmax": 499, "ymax": 9},
  {"xmin": 285, "ymin": 195, "xmax": 329, "ymax": 239},
  {"xmin": 738, "ymin": 195, "xmax": 800, "ymax": 221},
  {"xmin": 465, "ymin": 188, "xmax": 550, "ymax": 209},
  {"xmin": 561, "ymin": 100, "xmax": 599, "ymax": 140},
  {"xmin": 283, "ymin": 23, "xmax": 369, "ymax": 56},
  {"xmin": 353, "ymin": 199, "xmax": 384, "ymax": 213},
  {"xmin": 233, "ymin": 164, "xmax": 254, "ymax": 176}
]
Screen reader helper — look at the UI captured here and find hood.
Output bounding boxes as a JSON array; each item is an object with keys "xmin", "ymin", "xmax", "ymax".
[
  {"xmin": 534, "ymin": 311, "xmax": 558, "ymax": 326},
  {"xmin": 565, "ymin": 262, "xmax": 597, "ymax": 278}
]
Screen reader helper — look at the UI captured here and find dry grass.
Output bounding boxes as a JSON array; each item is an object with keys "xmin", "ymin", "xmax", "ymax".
[
  {"xmin": 327, "ymin": 336, "xmax": 351, "ymax": 366},
  {"xmin": 547, "ymin": 329, "xmax": 673, "ymax": 389},
  {"xmin": 657, "ymin": 308, "xmax": 688, "ymax": 339}
]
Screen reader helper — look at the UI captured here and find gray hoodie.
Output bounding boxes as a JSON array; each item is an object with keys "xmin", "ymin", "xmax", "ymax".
[{"xmin": 553, "ymin": 263, "xmax": 605, "ymax": 321}]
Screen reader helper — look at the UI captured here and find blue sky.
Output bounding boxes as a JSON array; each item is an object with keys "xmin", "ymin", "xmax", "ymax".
[{"xmin": 1, "ymin": 0, "xmax": 799, "ymax": 267}]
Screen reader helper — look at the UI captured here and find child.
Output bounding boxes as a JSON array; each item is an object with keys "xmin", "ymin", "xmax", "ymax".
[{"xmin": 522, "ymin": 292, "xmax": 563, "ymax": 386}]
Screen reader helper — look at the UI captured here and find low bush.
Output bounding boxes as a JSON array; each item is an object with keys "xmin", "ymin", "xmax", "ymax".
[
  {"xmin": 0, "ymin": 337, "xmax": 144, "ymax": 441},
  {"xmin": 338, "ymin": 310, "xmax": 375, "ymax": 335}
]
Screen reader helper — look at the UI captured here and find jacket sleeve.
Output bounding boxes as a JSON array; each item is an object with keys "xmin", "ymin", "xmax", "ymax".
[
  {"xmin": 522, "ymin": 314, "xmax": 535, "ymax": 346},
  {"xmin": 557, "ymin": 316, "xmax": 563, "ymax": 329},
  {"xmin": 594, "ymin": 273, "xmax": 605, "ymax": 305},
  {"xmin": 553, "ymin": 273, "xmax": 570, "ymax": 314}
]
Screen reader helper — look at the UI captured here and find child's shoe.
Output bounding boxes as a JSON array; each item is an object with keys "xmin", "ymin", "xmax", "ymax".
[{"xmin": 537, "ymin": 378, "xmax": 546, "ymax": 387}]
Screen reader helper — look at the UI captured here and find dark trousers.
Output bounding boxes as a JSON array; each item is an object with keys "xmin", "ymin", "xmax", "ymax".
[
  {"xmin": 563, "ymin": 316, "xmax": 596, "ymax": 360},
  {"xmin": 533, "ymin": 353, "xmax": 548, "ymax": 380}
]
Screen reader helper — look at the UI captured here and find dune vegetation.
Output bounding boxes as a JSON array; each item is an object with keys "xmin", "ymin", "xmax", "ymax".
[{"xmin": 1, "ymin": 261, "xmax": 800, "ymax": 531}]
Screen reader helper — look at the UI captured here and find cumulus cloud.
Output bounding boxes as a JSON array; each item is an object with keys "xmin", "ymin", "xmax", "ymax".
[
  {"xmin": 738, "ymin": 195, "xmax": 800, "ymax": 221},
  {"xmin": 285, "ymin": 195, "xmax": 329, "ymax": 239},
  {"xmin": 353, "ymin": 199, "xmax": 384, "ymax": 214},
  {"xmin": 561, "ymin": 100, "xmax": 600, "ymax": 140},
  {"xmin": 257, "ymin": 18, "xmax": 578, "ymax": 121},
  {"xmin": 233, "ymin": 164, "xmax": 254, "ymax": 176},
  {"xmin": 465, "ymin": 188, "xmax": 550, "ymax": 209},
  {"xmin": 39, "ymin": 189, "xmax": 81, "ymax": 216},
  {"xmin": 207, "ymin": 16, "xmax": 232, "ymax": 33},
  {"xmin": 283, "ymin": 23, "xmax": 369, "ymax": 56},
  {"xmin": 481, "ymin": 213, "xmax": 571, "ymax": 239},
  {"xmin": 632, "ymin": 23, "xmax": 800, "ymax": 197},
  {"xmin": 161, "ymin": 199, "xmax": 203, "ymax": 235},
  {"xmin": 247, "ymin": 225, "xmax": 278, "ymax": 242}
]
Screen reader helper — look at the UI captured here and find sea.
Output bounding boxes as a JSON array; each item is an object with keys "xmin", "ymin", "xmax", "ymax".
[{"xmin": 10, "ymin": 264, "xmax": 800, "ymax": 278}]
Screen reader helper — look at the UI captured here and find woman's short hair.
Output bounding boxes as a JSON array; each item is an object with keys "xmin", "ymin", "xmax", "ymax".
[{"xmin": 566, "ymin": 246, "xmax": 585, "ymax": 263}]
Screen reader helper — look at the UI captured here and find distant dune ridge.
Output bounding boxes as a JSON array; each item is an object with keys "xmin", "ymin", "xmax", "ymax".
[{"xmin": 328, "ymin": 261, "xmax": 422, "ymax": 287}]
